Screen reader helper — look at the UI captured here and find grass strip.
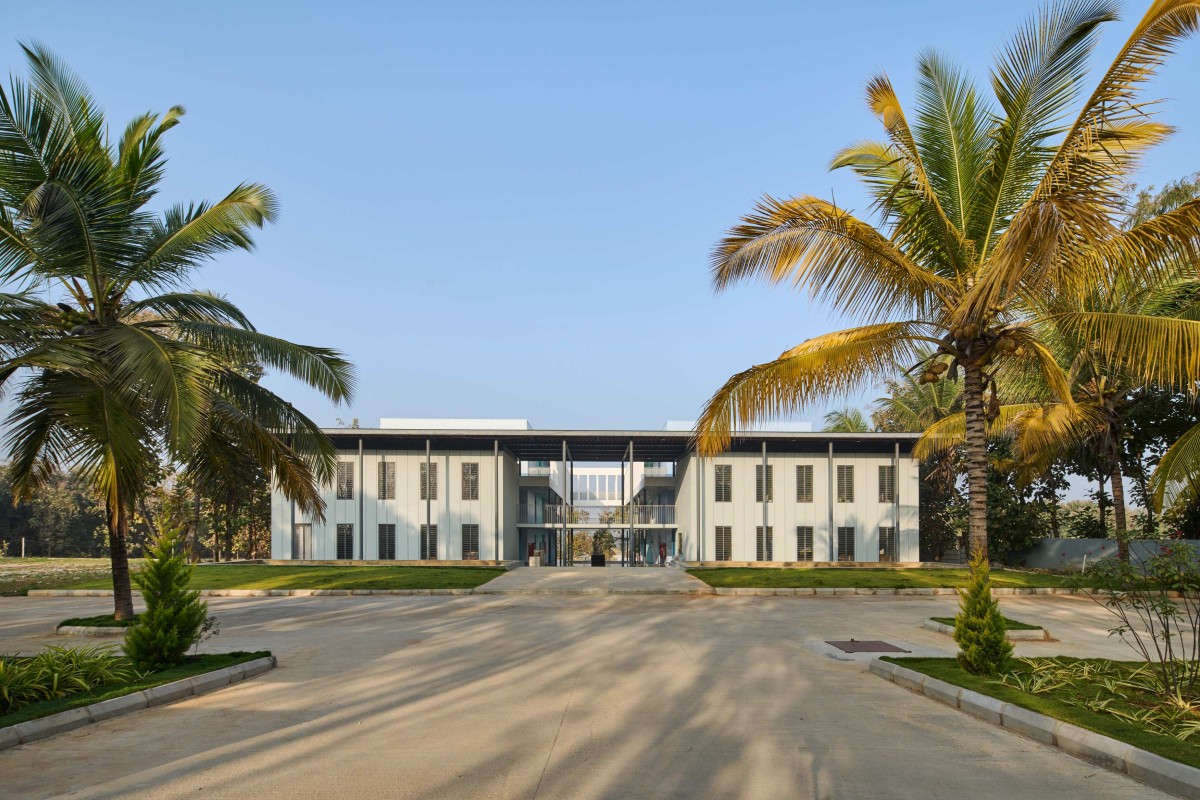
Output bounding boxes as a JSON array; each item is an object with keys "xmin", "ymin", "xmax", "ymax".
[
  {"xmin": 50, "ymin": 564, "xmax": 507, "ymax": 591},
  {"xmin": 687, "ymin": 567, "xmax": 1084, "ymax": 589},
  {"xmin": 57, "ymin": 614, "xmax": 140, "ymax": 628},
  {"xmin": 883, "ymin": 656, "xmax": 1200, "ymax": 769},
  {"xmin": 929, "ymin": 615, "xmax": 1041, "ymax": 631},
  {"xmin": 0, "ymin": 651, "xmax": 271, "ymax": 728}
]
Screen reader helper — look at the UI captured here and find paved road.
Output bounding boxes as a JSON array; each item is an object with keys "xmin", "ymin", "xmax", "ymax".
[
  {"xmin": 474, "ymin": 564, "xmax": 709, "ymax": 594},
  {"xmin": 0, "ymin": 593, "xmax": 1165, "ymax": 800}
]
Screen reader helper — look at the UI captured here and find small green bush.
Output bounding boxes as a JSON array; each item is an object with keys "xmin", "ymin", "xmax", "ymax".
[
  {"xmin": 954, "ymin": 552, "xmax": 1013, "ymax": 675},
  {"xmin": 124, "ymin": 523, "xmax": 210, "ymax": 671},
  {"xmin": 0, "ymin": 645, "xmax": 137, "ymax": 714}
]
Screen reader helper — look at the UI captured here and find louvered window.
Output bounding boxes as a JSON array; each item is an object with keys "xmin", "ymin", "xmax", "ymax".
[
  {"xmin": 715, "ymin": 526, "xmax": 732, "ymax": 561},
  {"xmin": 837, "ymin": 526, "xmax": 856, "ymax": 561},
  {"xmin": 796, "ymin": 465, "xmax": 813, "ymax": 503},
  {"xmin": 421, "ymin": 462, "xmax": 438, "ymax": 501},
  {"xmin": 292, "ymin": 523, "xmax": 312, "ymax": 560},
  {"xmin": 337, "ymin": 462, "xmax": 354, "ymax": 500},
  {"xmin": 878, "ymin": 464, "xmax": 896, "ymax": 503},
  {"xmin": 378, "ymin": 524, "xmax": 396, "ymax": 560},
  {"xmin": 836, "ymin": 465, "xmax": 855, "ymax": 503},
  {"xmin": 379, "ymin": 462, "xmax": 395, "ymax": 500},
  {"xmin": 420, "ymin": 523, "xmax": 438, "ymax": 560},
  {"xmin": 462, "ymin": 523, "xmax": 480, "ymax": 560},
  {"xmin": 714, "ymin": 465, "xmax": 732, "ymax": 503},
  {"xmin": 462, "ymin": 463, "xmax": 479, "ymax": 500},
  {"xmin": 756, "ymin": 526, "xmax": 774, "ymax": 561},
  {"xmin": 755, "ymin": 465, "xmax": 774, "ymax": 502},
  {"xmin": 796, "ymin": 526, "xmax": 814, "ymax": 561},
  {"xmin": 336, "ymin": 523, "xmax": 354, "ymax": 559},
  {"xmin": 879, "ymin": 526, "xmax": 896, "ymax": 562}
]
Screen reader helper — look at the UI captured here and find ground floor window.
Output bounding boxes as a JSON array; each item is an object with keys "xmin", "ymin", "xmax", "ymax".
[
  {"xmin": 796, "ymin": 526, "xmax": 813, "ymax": 561},
  {"xmin": 420, "ymin": 524, "xmax": 438, "ymax": 560},
  {"xmin": 336, "ymin": 524, "xmax": 354, "ymax": 560},
  {"xmin": 462, "ymin": 524, "xmax": 479, "ymax": 560},
  {"xmin": 715, "ymin": 525, "xmax": 732, "ymax": 561},
  {"xmin": 378, "ymin": 524, "xmax": 396, "ymax": 560},
  {"xmin": 879, "ymin": 526, "xmax": 896, "ymax": 562},
  {"xmin": 837, "ymin": 526, "xmax": 855, "ymax": 562},
  {"xmin": 756, "ymin": 525, "xmax": 773, "ymax": 561},
  {"xmin": 292, "ymin": 523, "xmax": 312, "ymax": 560}
]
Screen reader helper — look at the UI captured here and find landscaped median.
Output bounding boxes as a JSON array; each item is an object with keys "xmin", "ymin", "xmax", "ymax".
[
  {"xmin": 871, "ymin": 657, "xmax": 1200, "ymax": 799},
  {"xmin": 687, "ymin": 566, "xmax": 1088, "ymax": 590},
  {"xmin": 0, "ymin": 651, "xmax": 275, "ymax": 751}
]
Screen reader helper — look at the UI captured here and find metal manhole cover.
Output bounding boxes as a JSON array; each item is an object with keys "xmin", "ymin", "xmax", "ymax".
[{"xmin": 826, "ymin": 640, "xmax": 910, "ymax": 653}]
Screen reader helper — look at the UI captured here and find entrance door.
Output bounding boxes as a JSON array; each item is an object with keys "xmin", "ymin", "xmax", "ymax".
[{"xmin": 292, "ymin": 523, "xmax": 312, "ymax": 560}]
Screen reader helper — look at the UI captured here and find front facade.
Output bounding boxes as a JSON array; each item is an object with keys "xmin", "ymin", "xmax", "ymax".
[{"xmin": 271, "ymin": 420, "xmax": 920, "ymax": 564}]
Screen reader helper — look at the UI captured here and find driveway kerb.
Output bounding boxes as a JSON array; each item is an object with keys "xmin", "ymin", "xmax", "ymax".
[
  {"xmin": 0, "ymin": 655, "xmax": 276, "ymax": 753},
  {"xmin": 871, "ymin": 657, "xmax": 1200, "ymax": 799}
]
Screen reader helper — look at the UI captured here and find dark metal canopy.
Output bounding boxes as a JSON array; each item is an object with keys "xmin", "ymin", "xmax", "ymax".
[{"xmin": 322, "ymin": 428, "xmax": 920, "ymax": 462}]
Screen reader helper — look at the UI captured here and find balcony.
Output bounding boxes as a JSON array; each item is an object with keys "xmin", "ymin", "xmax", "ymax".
[{"xmin": 517, "ymin": 504, "xmax": 676, "ymax": 525}]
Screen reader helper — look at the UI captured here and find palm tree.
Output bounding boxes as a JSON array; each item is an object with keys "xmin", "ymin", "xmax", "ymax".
[
  {"xmin": 0, "ymin": 45, "xmax": 355, "ymax": 618},
  {"xmin": 822, "ymin": 407, "xmax": 872, "ymax": 432},
  {"xmin": 695, "ymin": 0, "xmax": 1200, "ymax": 559}
]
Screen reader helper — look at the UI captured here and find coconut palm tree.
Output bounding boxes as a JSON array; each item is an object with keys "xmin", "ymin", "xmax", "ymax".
[
  {"xmin": 822, "ymin": 406, "xmax": 873, "ymax": 432},
  {"xmin": 0, "ymin": 45, "xmax": 354, "ymax": 618},
  {"xmin": 695, "ymin": 0, "xmax": 1200, "ymax": 559}
]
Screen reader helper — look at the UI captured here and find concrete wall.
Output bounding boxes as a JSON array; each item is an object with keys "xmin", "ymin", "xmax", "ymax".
[{"xmin": 1020, "ymin": 538, "xmax": 1200, "ymax": 570}]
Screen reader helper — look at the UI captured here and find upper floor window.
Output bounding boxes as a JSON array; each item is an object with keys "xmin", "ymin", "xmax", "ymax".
[
  {"xmin": 379, "ymin": 462, "xmax": 395, "ymax": 500},
  {"xmin": 878, "ymin": 464, "xmax": 896, "ymax": 503},
  {"xmin": 462, "ymin": 463, "xmax": 479, "ymax": 500},
  {"xmin": 796, "ymin": 464, "xmax": 814, "ymax": 503},
  {"xmin": 421, "ymin": 462, "xmax": 437, "ymax": 501},
  {"xmin": 755, "ymin": 464, "xmax": 773, "ymax": 503},
  {"xmin": 836, "ymin": 465, "xmax": 854, "ymax": 503},
  {"xmin": 337, "ymin": 462, "xmax": 354, "ymax": 500},
  {"xmin": 714, "ymin": 465, "xmax": 732, "ymax": 503}
]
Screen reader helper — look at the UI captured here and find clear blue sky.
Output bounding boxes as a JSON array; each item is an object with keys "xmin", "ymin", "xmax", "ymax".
[{"xmin": 6, "ymin": 0, "xmax": 1199, "ymax": 431}]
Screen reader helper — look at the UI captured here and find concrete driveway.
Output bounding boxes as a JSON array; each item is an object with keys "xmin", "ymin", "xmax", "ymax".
[{"xmin": 0, "ymin": 593, "xmax": 1167, "ymax": 800}]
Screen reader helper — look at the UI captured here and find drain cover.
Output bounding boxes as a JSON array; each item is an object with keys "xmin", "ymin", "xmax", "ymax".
[{"xmin": 826, "ymin": 640, "xmax": 910, "ymax": 653}]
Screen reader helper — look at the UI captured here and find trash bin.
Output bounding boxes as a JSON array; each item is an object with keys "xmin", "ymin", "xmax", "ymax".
[{"xmin": 591, "ymin": 553, "xmax": 605, "ymax": 567}]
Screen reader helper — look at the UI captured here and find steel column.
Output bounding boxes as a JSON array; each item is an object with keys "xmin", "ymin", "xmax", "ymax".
[
  {"xmin": 762, "ymin": 440, "xmax": 768, "ymax": 562},
  {"xmin": 894, "ymin": 441, "xmax": 901, "ymax": 561},
  {"xmin": 425, "ymin": 439, "xmax": 432, "ymax": 560},
  {"xmin": 828, "ymin": 441, "xmax": 835, "ymax": 561},
  {"xmin": 358, "ymin": 437, "xmax": 364, "ymax": 560},
  {"xmin": 494, "ymin": 439, "xmax": 500, "ymax": 561},
  {"xmin": 561, "ymin": 440, "xmax": 568, "ymax": 567},
  {"xmin": 629, "ymin": 439, "xmax": 635, "ymax": 566}
]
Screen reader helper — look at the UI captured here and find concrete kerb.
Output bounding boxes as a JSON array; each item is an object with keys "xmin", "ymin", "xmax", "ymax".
[
  {"xmin": 921, "ymin": 618, "xmax": 1052, "ymax": 642},
  {"xmin": 870, "ymin": 657, "xmax": 1200, "ymax": 799},
  {"xmin": 55, "ymin": 625, "xmax": 127, "ymax": 637},
  {"xmin": 0, "ymin": 655, "xmax": 276, "ymax": 753}
]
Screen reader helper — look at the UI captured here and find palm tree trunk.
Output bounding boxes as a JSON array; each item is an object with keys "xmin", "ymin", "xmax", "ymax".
[
  {"xmin": 106, "ymin": 495, "xmax": 135, "ymax": 621},
  {"xmin": 963, "ymin": 358, "xmax": 989, "ymax": 562},
  {"xmin": 1111, "ymin": 462, "xmax": 1129, "ymax": 561}
]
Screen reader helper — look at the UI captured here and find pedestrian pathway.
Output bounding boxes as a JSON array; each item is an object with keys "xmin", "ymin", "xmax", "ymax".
[{"xmin": 473, "ymin": 564, "xmax": 710, "ymax": 594}]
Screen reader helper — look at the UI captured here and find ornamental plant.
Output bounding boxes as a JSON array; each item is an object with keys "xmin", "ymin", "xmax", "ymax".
[
  {"xmin": 124, "ymin": 522, "xmax": 210, "ymax": 671},
  {"xmin": 954, "ymin": 552, "xmax": 1013, "ymax": 675}
]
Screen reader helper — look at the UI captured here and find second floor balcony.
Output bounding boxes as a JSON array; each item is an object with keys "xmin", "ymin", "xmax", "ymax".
[{"xmin": 518, "ymin": 504, "xmax": 676, "ymax": 526}]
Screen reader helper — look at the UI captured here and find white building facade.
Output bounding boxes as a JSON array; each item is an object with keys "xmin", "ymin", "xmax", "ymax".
[{"xmin": 271, "ymin": 421, "xmax": 920, "ymax": 564}]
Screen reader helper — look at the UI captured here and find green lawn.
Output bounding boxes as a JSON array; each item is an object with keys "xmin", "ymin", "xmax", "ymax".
[
  {"xmin": 930, "ymin": 615, "xmax": 1042, "ymax": 630},
  {"xmin": 884, "ymin": 656, "xmax": 1200, "ymax": 769},
  {"xmin": 0, "ymin": 558, "xmax": 125, "ymax": 596},
  {"xmin": 59, "ymin": 564, "xmax": 506, "ymax": 591},
  {"xmin": 0, "ymin": 651, "xmax": 270, "ymax": 728},
  {"xmin": 58, "ymin": 613, "xmax": 140, "ymax": 628},
  {"xmin": 687, "ymin": 567, "xmax": 1081, "ymax": 589}
]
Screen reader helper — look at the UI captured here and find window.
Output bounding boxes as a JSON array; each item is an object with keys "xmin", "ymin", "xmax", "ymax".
[
  {"xmin": 836, "ymin": 465, "xmax": 855, "ymax": 503},
  {"xmin": 292, "ymin": 523, "xmax": 312, "ymax": 560},
  {"xmin": 337, "ymin": 462, "xmax": 354, "ymax": 500},
  {"xmin": 420, "ymin": 523, "xmax": 438, "ymax": 560},
  {"xmin": 336, "ymin": 523, "xmax": 354, "ymax": 560},
  {"xmin": 715, "ymin": 525, "xmax": 732, "ymax": 561},
  {"xmin": 421, "ymin": 462, "xmax": 437, "ymax": 501},
  {"xmin": 796, "ymin": 465, "xmax": 814, "ymax": 503},
  {"xmin": 755, "ymin": 464, "xmax": 774, "ymax": 502},
  {"xmin": 756, "ymin": 526, "xmax": 774, "ymax": 561},
  {"xmin": 837, "ymin": 526, "xmax": 856, "ymax": 561},
  {"xmin": 379, "ymin": 462, "xmax": 395, "ymax": 500},
  {"xmin": 378, "ymin": 524, "xmax": 396, "ymax": 560},
  {"xmin": 462, "ymin": 462, "xmax": 479, "ymax": 501},
  {"xmin": 796, "ymin": 526, "xmax": 814, "ymax": 561},
  {"xmin": 714, "ymin": 465, "xmax": 732, "ymax": 503},
  {"xmin": 878, "ymin": 464, "xmax": 896, "ymax": 503},
  {"xmin": 879, "ymin": 526, "xmax": 896, "ymax": 562},
  {"xmin": 462, "ymin": 523, "xmax": 480, "ymax": 560}
]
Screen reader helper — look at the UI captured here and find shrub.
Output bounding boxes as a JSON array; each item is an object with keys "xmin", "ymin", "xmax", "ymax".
[
  {"xmin": 124, "ymin": 522, "xmax": 210, "ymax": 671},
  {"xmin": 0, "ymin": 645, "xmax": 137, "ymax": 714},
  {"xmin": 954, "ymin": 552, "xmax": 1013, "ymax": 675}
]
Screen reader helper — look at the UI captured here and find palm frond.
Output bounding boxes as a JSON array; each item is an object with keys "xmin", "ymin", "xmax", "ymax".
[
  {"xmin": 1055, "ymin": 311, "xmax": 1200, "ymax": 392},
  {"xmin": 1152, "ymin": 420, "xmax": 1200, "ymax": 511}
]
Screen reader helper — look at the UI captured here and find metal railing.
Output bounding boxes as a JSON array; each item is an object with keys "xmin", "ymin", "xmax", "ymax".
[
  {"xmin": 517, "ymin": 504, "xmax": 675, "ymax": 525},
  {"xmin": 520, "ymin": 465, "xmax": 551, "ymax": 476}
]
